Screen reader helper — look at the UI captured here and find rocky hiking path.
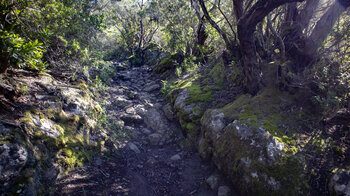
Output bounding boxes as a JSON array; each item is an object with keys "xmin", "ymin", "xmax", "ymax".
[{"xmin": 55, "ymin": 64, "xmax": 235, "ymax": 196}]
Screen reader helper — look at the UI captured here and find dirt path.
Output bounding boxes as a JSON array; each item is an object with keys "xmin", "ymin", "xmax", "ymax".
[{"xmin": 55, "ymin": 64, "xmax": 235, "ymax": 196}]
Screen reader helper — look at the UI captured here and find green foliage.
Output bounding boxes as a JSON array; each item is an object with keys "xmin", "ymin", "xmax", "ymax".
[
  {"xmin": 156, "ymin": 0, "xmax": 196, "ymax": 54},
  {"xmin": 0, "ymin": 29, "xmax": 46, "ymax": 72},
  {"xmin": 92, "ymin": 60, "xmax": 117, "ymax": 84},
  {"xmin": 309, "ymin": 60, "xmax": 349, "ymax": 116},
  {"xmin": 0, "ymin": 0, "xmax": 105, "ymax": 72},
  {"xmin": 210, "ymin": 61, "xmax": 225, "ymax": 87},
  {"xmin": 187, "ymin": 83, "xmax": 213, "ymax": 103}
]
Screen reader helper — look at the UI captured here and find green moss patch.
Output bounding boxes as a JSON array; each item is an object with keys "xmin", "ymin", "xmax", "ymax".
[
  {"xmin": 187, "ymin": 83, "xmax": 213, "ymax": 104},
  {"xmin": 209, "ymin": 60, "xmax": 225, "ymax": 87}
]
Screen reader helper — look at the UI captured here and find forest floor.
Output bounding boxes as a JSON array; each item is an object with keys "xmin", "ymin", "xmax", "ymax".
[{"xmin": 54, "ymin": 64, "xmax": 234, "ymax": 196}]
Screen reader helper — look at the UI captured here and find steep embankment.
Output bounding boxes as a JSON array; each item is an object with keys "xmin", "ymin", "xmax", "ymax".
[
  {"xmin": 0, "ymin": 64, "xmax": 235, "ymax": 195},
  {"xmin": 156, "ymin": 55, "xmax": 350, "ymax": 195},
  {"xmin": 0, "ymin": 70, "xmax": 107, "ymax": 195}
]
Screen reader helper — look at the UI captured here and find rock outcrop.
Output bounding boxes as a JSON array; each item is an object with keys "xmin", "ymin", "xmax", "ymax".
[{"xmin": 329, "ymin": 170, "xmax": 350, "ymax": 196}]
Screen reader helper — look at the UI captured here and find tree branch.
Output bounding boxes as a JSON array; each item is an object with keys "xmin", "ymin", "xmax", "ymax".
[
  {"xmin": 305, "ymin": 0, "xmax": 349, "ymax": 57},
  {"xmin": 267, "ymin": 14, "xmax": 285, "ymax": 60},
  {"xmin": 218, "ymin": 0, "xmax": 236, "ymax": 42},
  {"xmin": 198, "ymin": 0, "xmax": 233, "ymax": 49}
]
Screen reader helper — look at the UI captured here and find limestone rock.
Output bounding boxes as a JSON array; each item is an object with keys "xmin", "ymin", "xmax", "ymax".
[
  {"xmin": 170, "ymin": 154, "xmax": 181, "ymax": 161},
  {"xmin": 125, "ymin": 107, "xmax": 137, "ymax": 114},
  {"xmin": 201, "ymin": 110, "xmax": 226, "ymax": 141},
  {"xmin": 148, "ymin": 133, "xmax": 162, "ymax": 146},
  {"xmin": 146, "ymin": 157, "xmax": 157, "ymax": 167},
  {"xmin": 118, "ymin": 71, "xmax": 133, "ymax": 81},
  {"xmin": 206, "ymin": 175, "xmax": 219, "ymax": 190},
  {"xmin": 144, "ymin": 108, "xmax": 169, "ymax": 133},
  {"xmin": 200, "ymin": 107, "xmax": 306, "ymax": 194},
  {"xmin": 45, "ymin": 164, "xmax": 59, "ymax": 181},
  {"xmin": 32, "ymin": 116, "xmax": 61, "ymax": 138},
  {"xmin": 174, "ymin": 89, "xmax": 197, "ymax": 115},
  {"xmin": 120, "ymin": 114, "xmax": 143, "ymax": 124},
  {"xmin": 126, "ymin": 91, "xmax": 138, "ymax": 99},
  {"xmin": 174, "ymin": 89, "xmax": 189, "ymax": 110},
  {"xmin": 128, "ymin": 142, "xmax": 141, "ymax": 153},
  {"xmin": 218, "ymin": 186, "xmax": 231, "ymax": 196},
  {"xmin": 144, "ymin": 83, "xmax": 160, "ymax": 92},
  {"xmin": 114, "ymin": 96, "xmax": 132, "ymax": 108},
  {"xmin": 329, "ymin": 170, "xmax": 350, "ymax": 196},
  {"xmin": 198, "ymin": 137, "xmax": 212, "ymax": 160},
  {"xmin": 142, "ymin": 128, "xmax": 152, "ymax": 135},
  {"xmin": 0, "ymin": 144, "xmax": 28, "ymax": 190},
  {"xmin": 134, "ymin": 104, "xmax": 147, "ymax": 116},
  {"xmin": 162, "ymin": 103, "xmax": 175, "ymax": 121}
]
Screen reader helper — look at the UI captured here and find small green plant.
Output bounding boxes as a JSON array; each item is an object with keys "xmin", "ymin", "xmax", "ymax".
[
  {"xmin": 16, "ymin": 82, "xmax": 29, "ymax": 95},
  {"xmin": 181, "ymin": 55, "xmax": 199, "ymax": 74},
  {"xmin": 0, "ymin": 30, "xmax": 47, "ymax": 72}
]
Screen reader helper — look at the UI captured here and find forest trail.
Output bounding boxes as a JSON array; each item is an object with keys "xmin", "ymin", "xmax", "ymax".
[{"xmin": 55, "ymin": 63, "xmax": 234, "ymax": 196}]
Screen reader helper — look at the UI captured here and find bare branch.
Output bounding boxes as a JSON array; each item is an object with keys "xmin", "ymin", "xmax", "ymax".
[
  {"xmin": 218, "ymin": 0, "xmax": 237, "ymax": 42},
  {"xmin": 267, "ymin": 14, "xmax": 285, "ymax": 60}
]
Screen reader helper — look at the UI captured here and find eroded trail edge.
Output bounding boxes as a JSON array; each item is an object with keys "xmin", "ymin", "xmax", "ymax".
[{"xmin": 56, "ymin": 64, "xmax": 234, "ymax": 196}]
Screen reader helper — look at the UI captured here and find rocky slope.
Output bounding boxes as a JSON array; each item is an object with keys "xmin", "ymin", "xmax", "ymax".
[
  {"xmin": 54, "ymin": 64, "xmax": 235, "ymax": 196},
  {"xmin": 156, "ymin": 55, "xmax": 350, "ymax": 195}
]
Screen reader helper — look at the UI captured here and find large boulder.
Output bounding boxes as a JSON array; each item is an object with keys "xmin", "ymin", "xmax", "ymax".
[
  {"xmin": 162, "ymin": 103, "xmax": 175, "ymax": 121},
  {"xmin": 144, "ymin": 108, "xmax": 169, "ymax": 134},
  {"xmin": 200, "ymin": 108, "xmax": 308, "ymax": 195},
  {"xmin": 174, "ymin": 89, "xmax": 197, "ymax": 115},
  {"xmin": 329, "ymin": 170, "xmax": 350, "ymax": 196},
  {"xmin": 173, "ymin": 89, "xmax": 203, "ymax": 140},
  {"xmin": 148, "ymin": 133, "xmax": 163, "ymax": 146},
  {"xmin": 0, "ymin": 143, "xmax": 28, "ymax": 191}
]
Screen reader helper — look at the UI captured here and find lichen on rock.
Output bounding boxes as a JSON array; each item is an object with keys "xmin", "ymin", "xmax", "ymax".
[{"xmin": 198, "ymin": 88, "xmax": 309, "ymax": 195}]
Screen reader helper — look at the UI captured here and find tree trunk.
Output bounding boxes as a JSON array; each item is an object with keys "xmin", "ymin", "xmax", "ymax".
[
  {"xmin": 198, "ymin": 0, "xmax": 234, "ymax": 51},
  {"xmin": 191, "ymin": 0, "xmax": 208, "ymax": 56},
  {"xmin": 296, "ymin": 0, "xmax": 320, "ymax": 31},
  {"xmin": 233, "ymin": 0, "xmax": 244, "ymax": 20},
  {"xmin": 237, "ymin": 0, "xmax": 304, "ymax": 94},
  {"xmin": 267, "ymin": 14, "xmax": 285, "ymax": 60},
  {"xmin": 304, "ymin": 1, "xmax": 348, "ymax": 59},
  {"xmin": 282, "ymin": 1, "xmax": 318, "ymax": 72},
  {"xmin": 0, "ymin": 53, "xmax": 9, "ymax": 74},
  {"xmin": 138, "ymin": 0, "xmax": 144, "ymax": 50}
]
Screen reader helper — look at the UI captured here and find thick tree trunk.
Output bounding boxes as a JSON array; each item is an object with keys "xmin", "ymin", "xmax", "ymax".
[
  {"xmin": 267, "ymin": 14, "xmax": 285, "ymax": 60},
  {"xmin": 282, "ymin": 1, "xmax": 320, "ymax": 72},
  {"xmin": 237, "ymin": 0, "xmax": 304, "ymax": 94},
  {"xmin": 233, "ymin": 0, "xmax": 244, "ymax": 20},
  {"xmin": 0, "ymin": 53, "xmax": 9, "ymax": 74},
  {"xmin": 297, "ymin": 0, "xmax": 320, "ymax": 31},
  {"xmin": 304, "ymin": 1, "xmax": 348, "ymax": 59}
]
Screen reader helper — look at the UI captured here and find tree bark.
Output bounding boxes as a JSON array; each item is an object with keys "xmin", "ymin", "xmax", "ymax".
[
  {"xmin": 267, "ymin": 14, "xmax": 285, "ymax": 60},
  {"xmin": 233, "ymin": 0, "xmax": 244, "ymax": 20},
  {"xmin": 297, "ymin": 0, "xmax": 320, "ymax": 31},
  {"xmin": 237, "ymin": 0, "xmax": 304, "ymax": 94},
  {"xmin": 191, "ymin": 0, "xmax": 208, "ymax": 56},
  {"xmin": 0, "ymin": 53, "xmax": 9, "ymax": 74},
  {"xmin": 305, "ymin": 1, "xmax": 349, "ymax": 58},
  {"xmin": 138, "ymin": 0, "xmax": 144, "ymax": 50}
]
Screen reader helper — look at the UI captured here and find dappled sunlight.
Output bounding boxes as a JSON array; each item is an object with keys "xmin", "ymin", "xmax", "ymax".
[{"xmin": 1, "ymin": 0, "xmax": 350, "ymax": 195}]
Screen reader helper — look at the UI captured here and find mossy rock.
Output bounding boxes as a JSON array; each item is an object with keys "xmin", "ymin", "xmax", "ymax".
[
  {"xmin": 209, "ymin": 59, "xmax": 226, "ymax": 87},
  {"xmin": 154, "ymin": 53, "xmax": 184, "ymax": 74},
  {"xmin": 199, "ymin": 88, "xmax": 314, "ymax": 195},
  {"xmin": 201, "ymin": 109, "xmax": 308, "ymax": 195}
]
